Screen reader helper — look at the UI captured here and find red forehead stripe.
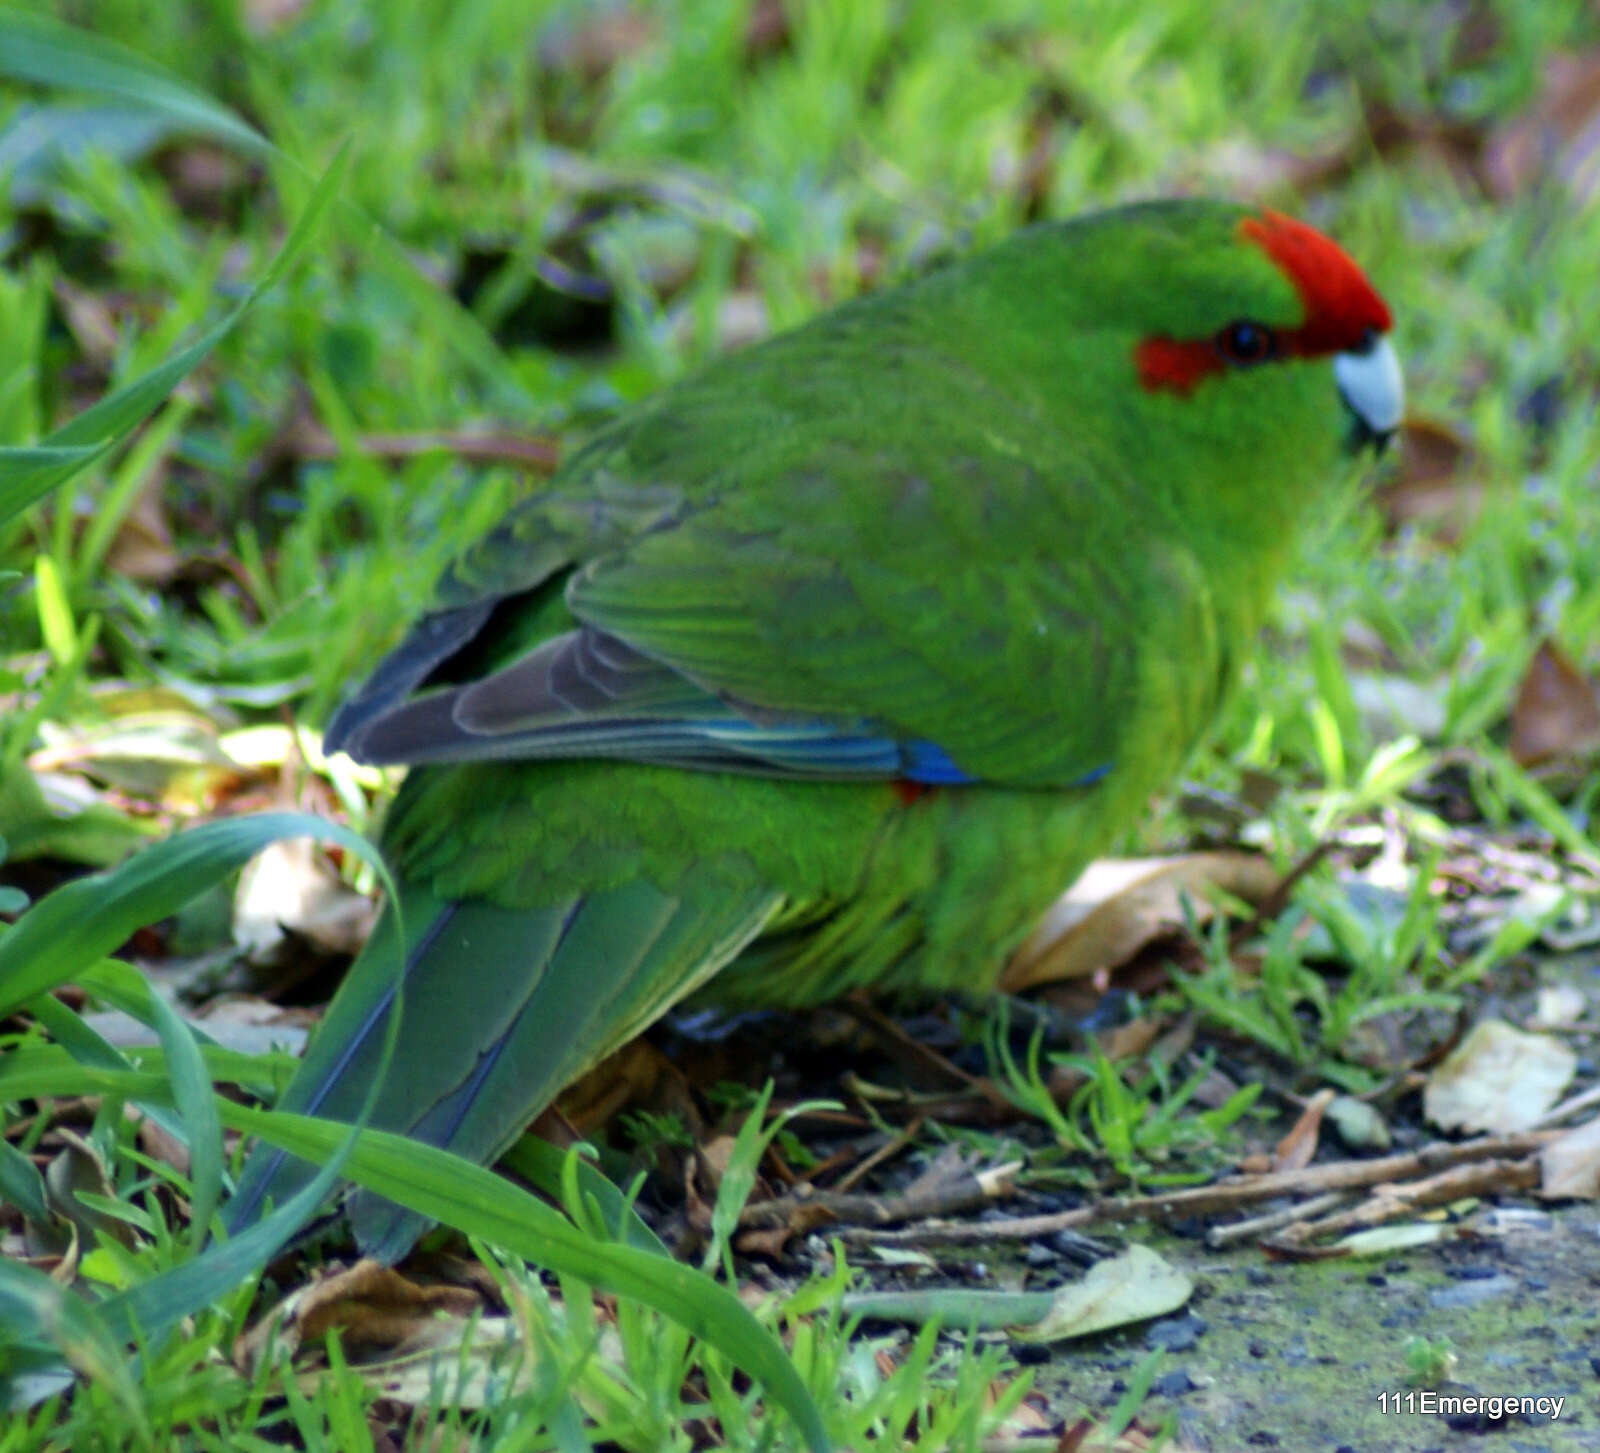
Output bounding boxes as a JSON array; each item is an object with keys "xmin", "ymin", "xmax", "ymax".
[
  {"xmin": 1136, "ymin": 209, "xmax": 1391, "ymax": 396},
  {"xmin": 1238, "ymin": 209, "xmax": 1392, "ymax": 352}
]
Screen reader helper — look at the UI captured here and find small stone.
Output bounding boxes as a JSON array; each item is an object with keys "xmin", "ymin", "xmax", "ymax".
[
  {"xmin": 1150, "ymin": 1369, "xmax": 1194, "ymax": 1398},
  {"xmin": 1147, "ymin": 1314, "xmax": 1208, "ymax": 1353},
  {"xmin": 1429, "ymin": 1275, "xmax": 1516, "ymax": 1309}
]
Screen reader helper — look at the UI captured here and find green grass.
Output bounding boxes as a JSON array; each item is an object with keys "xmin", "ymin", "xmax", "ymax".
[{"xmin": 4, "ymin": 0, "xmax": 1600, "ymax": 1446}]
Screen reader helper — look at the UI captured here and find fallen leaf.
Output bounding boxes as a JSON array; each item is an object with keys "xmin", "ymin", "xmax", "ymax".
[
  {"xmin": 102, "ymin": 481, "xmax": 182, "ymax": 585},
  {"xmin": 1196, "ymin": 131, "xmax": 1361, "ymax": 197},
  {"xmin": 1424, "ymin": 1019, "xmax": 1577, "ymax": 1134},
  {"xmin": 243, "ymin": 0, "xmax": 310, "ymax": 33},
  {"xmin": 1346, "ymin": 671, "xmax": 1451, "ymax": 743},
  {"xmin": 900, "ymin": 1143, "xmax": 972, "ymax": 1200},
  {"xmin": 1325, "ymin": 1095, "xmax": 1392, "ymax": 1152},
  {"xmin": 1485, "ymin": 50, "xmax": 1600, "ymax": 203},
  {"xmin": 32, "ymin": 711, "xmax": 245, "ymax": 804},
  {"xmin": 1508, "ymin": 639, "xmax": 1600, "ymax": 766},
  {"xmin": 235, "ymin": 1260, "xmax": 485, "ymax": 1373},
  {"xmin": 44, "ymin": 1129, "xmax": 136, "ymax": 1252},
  {"xmin": 51, "ymin": 278, "xmax": 120, "ymax": 372},
  {"xmin": 1329, "ymin": 1222, "xmax": 1451, "ymax": 1257},
  {"xmin": 554, "ymin": 1037, "xmax": 689, "ymax": 1136},
  {"xmin": 233, "ymin": 836, "xmax": 377, "ymax": 958},
  {"xmin": 1529, "ymin": 983, "xmax": 1587, "ymax": 1030},
  {"xmin": 1005, "ymin": 852, "xmax": 1278, "ymax": 992},
  {"xmin": 127, "ymin": 1102, "xmax": 189, "ymax": 1180},
  {"xmin": 732, "ymin": 1226, "xmax": 795, "ymax": 1259},
  {"xmin": 1537, "ymin": 1116, "xmax": 1600, "ymax": 1199},
  {"xmin": 1374, "ymin": 417, "xmax": 1481, "ymax": 538},
  {"xmin": 356, "ymin": 1315, "xmax": 574, "ymax": 1409},
  {"xmin": 1014, "ymin": 1244, "xmax": 1194, "ymax": 1344},
  {"xmin": 1273, "ymin": 1088, "xmax": 1334, "ymax": 1172},
  {"xmin": 537, "ymin": 6, "xmax": 657, "ymax": 81}
]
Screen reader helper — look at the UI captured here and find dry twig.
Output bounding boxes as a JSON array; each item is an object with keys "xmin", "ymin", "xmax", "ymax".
[{"xmin": 836, "ymin": 1133, "xmax": 1552, "ymax": 1247}]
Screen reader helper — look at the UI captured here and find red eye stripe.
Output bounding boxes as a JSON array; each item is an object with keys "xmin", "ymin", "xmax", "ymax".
[
  {"xmin": 1135, "ymin": 209, "xmax": 1391, "ymax": 396},
  {"xmin": 1134, "ymin": 336, "xmax": 1221, "ymax": 395}
]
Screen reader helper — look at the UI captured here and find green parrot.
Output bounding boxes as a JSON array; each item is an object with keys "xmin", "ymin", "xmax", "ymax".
[{"xmin": 230, "ymin": 199, "xmax": 1401, "ymax": 1258}]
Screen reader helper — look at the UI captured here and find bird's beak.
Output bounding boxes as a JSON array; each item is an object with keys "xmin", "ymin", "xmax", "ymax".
[{"xmin": 1335, "ymin": 332, "xmax": 1404, "ymax": 454}]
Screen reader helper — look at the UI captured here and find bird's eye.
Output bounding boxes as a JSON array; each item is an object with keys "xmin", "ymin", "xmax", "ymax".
[{"xmin": 1215, "ymin": 320, "xmax": 1277, "ymax": 366}]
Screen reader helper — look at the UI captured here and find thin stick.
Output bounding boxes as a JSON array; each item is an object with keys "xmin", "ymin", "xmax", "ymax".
[
  {"xmin": 1206, "ymin": 1190, "xmax": 1355, "ymax": 1247},
  {"xmin": 1268, "ymin": 1156, "xmax": 1542, "ymax": 1247},
  {"xmin": 835, "ymin": 1132, "xmax": 1552, "ymax": 1247}
]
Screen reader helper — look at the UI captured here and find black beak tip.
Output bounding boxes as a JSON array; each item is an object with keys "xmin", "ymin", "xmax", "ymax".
[{"xmin": 1343, "ymin": 399, "xmax": 1396, "ymax": 457}]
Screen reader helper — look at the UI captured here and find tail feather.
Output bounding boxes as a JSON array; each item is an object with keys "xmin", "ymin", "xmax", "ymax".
[
  {"xmin": 351, "ymin": 875, "xmax": 780, "ymax": 1258},
  {"xmin": 229, "ymin": 869, "xmax": 781, "ymax": 1259}
]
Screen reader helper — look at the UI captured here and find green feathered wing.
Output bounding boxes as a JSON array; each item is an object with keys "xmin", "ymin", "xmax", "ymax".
[{"xmin": 230, "ymin": 200, "xmax": 1392, "ymax": 1257}]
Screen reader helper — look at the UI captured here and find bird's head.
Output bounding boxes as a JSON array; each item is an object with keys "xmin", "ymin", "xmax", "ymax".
[{"xmin": 1118, "ymin": 202, "xmax": 1401, "ymax": 457}]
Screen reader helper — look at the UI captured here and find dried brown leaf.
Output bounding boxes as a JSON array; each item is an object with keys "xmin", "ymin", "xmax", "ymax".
[
  {"xmin": 282, "ymin": 414, "xmax": 560, "ymax": 473},
  {"xmin": 1508, "ymin": 639, "xmax": 1600, "ymax": 766},
  {"xmin": 235, "ymin": 1260, "xmax": 485, "ymax": 1373},
  {"xmin": 1375, "ymin": 417, "xmax": 1481, "ymax": 538},
  {"xmin": 1093, "ymin": 1014, "xmax": 1163, "ymax": 1064},
  {"xmin": 744, "ymin": 0, "xmax": 789, "ymax": 57},
  {"xmin": 1424, "ymin": 1019, "xmax": 1577, "ymax": 1134},
  {"xmin": 44, "ymin": 1129, "xmax": 136, "ymax": 1251},
  {"xmin": 233, "ymin": 836, "xmax": 377, "ymax": 958},
  {"xmin": 1363, "ymin": 102, "xmax": 1483, "ymax": 184},
  {"xmin": 1005, "ymin": 852, "xmax": 1278, "ymax": 992},
  {"xmin": 244, "ymin": 0, "xmax": 310, "ymax": 33},
  {"xmin": 554, "ymin": 1037, "xmax": 686, "ymax": 1136},
  {"xmin": 1273, "ymin": 1088, "xmax": 1335, "ymax": 1172},
  {"xmin": 52, "ymin": 279, "xmax": 120, "ymax": 372},
  {"xmin": 128, "ymin": 1103, "xmax": 189, "ymax": 1179},
  {"xmin": 1485, "ymin": 50, "xmax": 1600, "ymax": 202},
  {"xmin": 103, "ymin": 482, "xmax": 182, "ymax": 585},
  {"xmin": 1538, "ymin": 1114, "xmax": 1600, "ymax": 1198},
  {"xmin": 538, "ymin": 7, "xmax": 657, "ymax": 81}
]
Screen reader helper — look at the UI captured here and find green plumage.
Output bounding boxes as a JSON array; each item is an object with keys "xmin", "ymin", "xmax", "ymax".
[{"xmin": 231, "ymin": 200, "xmax": 1395, "ymax": 1257}]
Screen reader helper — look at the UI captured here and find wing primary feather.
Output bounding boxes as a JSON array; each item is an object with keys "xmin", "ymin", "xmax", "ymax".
[{"xmin": 325, "ymin": 600, "xmax": 496, "ymax": 756}]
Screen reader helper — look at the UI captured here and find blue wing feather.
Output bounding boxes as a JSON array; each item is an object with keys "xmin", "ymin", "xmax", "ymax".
[{"xmin": 333, "ymin": 617, "xmax": 1110, "ymax": 787}]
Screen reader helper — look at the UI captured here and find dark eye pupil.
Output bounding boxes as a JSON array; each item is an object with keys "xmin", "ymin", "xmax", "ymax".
[{"xmin": 1219, "ymin": 321, "xmax": 1274, "ymax": 365}]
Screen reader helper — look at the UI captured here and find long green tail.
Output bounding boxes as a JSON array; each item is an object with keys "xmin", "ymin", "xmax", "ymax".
[{"xmin": 228, "ymin": 872, "xmax": 780, "ymax": 1261}]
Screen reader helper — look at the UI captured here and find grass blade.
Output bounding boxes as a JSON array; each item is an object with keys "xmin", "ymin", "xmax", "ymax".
[
  {"xmin": 223, "ymin": 1106, "xmax": 831, "ymax": 1453},
  {"xmin": 0, "ymin": 810, "xmax": 382, "ymax": 1019},
  {"xmin": 0, "ymin": 8, "xmax": 267, "ymax": 155},
  {"xmin": 0, "ymin": 142, "xmax": 347, "ymax": 526}
]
